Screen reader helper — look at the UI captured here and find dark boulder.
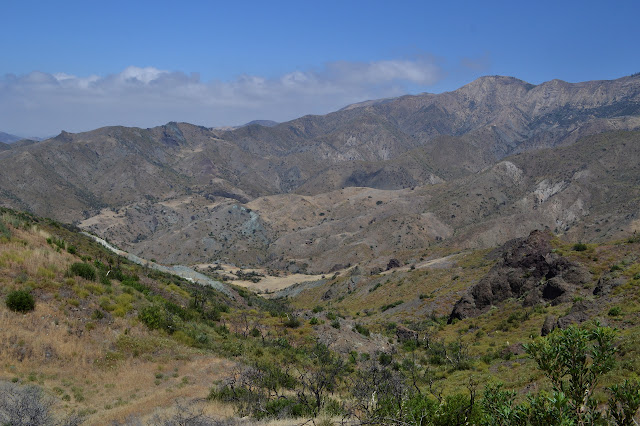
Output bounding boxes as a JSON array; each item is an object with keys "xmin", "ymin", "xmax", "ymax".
[
  {"xmin": 557, "ymin": 300, "xmax": 594, "ymax": 329},
  {"xmin": 449, "ymin": 295, "xmax": 476, "ymax": 321},
  {"xmin": 386, "ymin": 258, "xmax": 401, "ymax": 270},
  {"xmin": 396, "ymin": 325, "xmax": 418, "ymax": 342},
  {"xmin": 543, "ymin": 277, "xmax": 569, "ymax": 304},
  {"xmin": 541, "ymin": 315, "xmax": 557, "ymax": 336},
  {"xmin": 501, "ymin": 343, "xmax": 526, "ymax": 357}
]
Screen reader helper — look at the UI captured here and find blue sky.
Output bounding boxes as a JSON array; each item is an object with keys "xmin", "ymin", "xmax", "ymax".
[{"xmin": 2, "ymin": 0, "xmax": 639, "ymax": 136}]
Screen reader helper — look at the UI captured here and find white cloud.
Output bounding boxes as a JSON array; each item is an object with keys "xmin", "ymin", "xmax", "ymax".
[
  {"xmin": 326, "ymin": 59, "xmax": 442, "ymax": 85},
  {"xmin": 0, "ymin": 58, "xmax": 445, "ymax": 136},
  {"xmin": 118, "ymin": 66, "xmax": 168, "ymax": 84}
]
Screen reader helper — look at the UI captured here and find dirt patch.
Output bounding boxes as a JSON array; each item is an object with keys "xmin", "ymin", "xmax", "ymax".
[
  {"xmin": 379, "ymin": 253, "xmax": 458, "ymax": 275},
  {"xmin": 195, "ymin": 263, "xmax": 333, "ymax": 294}
]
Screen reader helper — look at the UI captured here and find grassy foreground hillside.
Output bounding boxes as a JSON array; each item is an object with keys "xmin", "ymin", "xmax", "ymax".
[
  {"xmin": 0, "ymin": 208, "xmax": 319, "ymax": 424},
  {"xmin": 2, "ymin": 207, "xmax": 640, "ymax": 424}
]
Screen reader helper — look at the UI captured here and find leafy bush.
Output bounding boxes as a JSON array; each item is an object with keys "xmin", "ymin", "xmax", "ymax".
[
  {"xmin": 369, "ymin": 282, "xmax": 382, "ymax": 293},
  {"xmin": 138, "ymin": 305, "xmax": 175, "ymax": 333},
  {"xmin": 0, "ymin": 221, "xmax": 10, "ymax": 240},
  {"xmin": 5, "ymin": 290, "xmax": 35, "ymax": 312},
  {"xmin": 69, "ymin": 262, "xmax": 96, "ymax": 281},
  {"xmin": 47, "ymin": 236, "xmax": 66, "ymax": 250},
  {"xmin": 381, "ymin": 300, "xmax": 404, "ymax": 312},
  {"xmin": 258, "ymin": 397, "xmax": 310, "ymax": 419},
  {"xmin": 378, "ymin": 352, "xmax": 392, "ymax": 366},
  {"xmin": 572, "ymin": 242, "xmax": 588, "ymax": 251},
  {"xmin": 122, "ymin": 278, "xmax": 149, "ymax": 294},
  {"xmin": 354, "ymin": 323, "xmax": 370, "ymax": 336},
  {"xmin": 608, "ymin": 379, "xmax": 640, "ymax": 425},
  {"xmin": 609, "ymin": 306, "xmax": 622, "ymax": 317},
  {"xmin": 283, "ymin": 315, "xmax": 301, "ymax": 328},
  {"xmin": 525, "ymin": 325, "xmax": 617, "ymax": 423}
]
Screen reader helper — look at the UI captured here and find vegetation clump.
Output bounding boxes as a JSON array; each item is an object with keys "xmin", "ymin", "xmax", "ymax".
[
  {"xmin": 381, "ymin": 300, "xmax": 404, "ymax": 312},
  {"xmin": 0, "ymin": 221, "xmax": 10, "ymax": 240},
  {"xmin": 354, "ymin": 323, "xmax": 370, "ymax": 336},
  {"xmin": 573, "ymin": 242, "xmax": 588, "ymax": 251},
  {"xmin": 69, "ymin": 262, "xmax": 96, "ymax": 281},
  {"xmin": 5, "ymin": 289, "xmax": 35, "ymax": 312}
]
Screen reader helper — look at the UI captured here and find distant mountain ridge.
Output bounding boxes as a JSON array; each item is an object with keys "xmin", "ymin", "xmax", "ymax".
[
  {"xmin": 1, "ymin": 74, "xmax": 640, "ymax": 270},
  {"xmin": 0, "ymin": 131, "xmax": 24, "ymax": 143}
]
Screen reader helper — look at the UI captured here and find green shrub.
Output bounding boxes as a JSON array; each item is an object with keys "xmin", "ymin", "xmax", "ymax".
[
  {"xmin": 369, "ymin": 282, "xmax": 382, "ymax": 293},
  {"xmin": 48, "ymin": 236, "xmax": 66, "ymax": 250},
  {"xmin": 378, "ymin": 352, "xmax": 392, "ymax": 366},
  {"xmin": 354, "ymin": 323, "xmax": 370, "ymax": 337},
  {"xmin": 0, "ymin": 220, "xmax": 10, "ymax": 239},
  {"xmin": 6, "ymin": 290, "xmax": 35, "ymax": 312},
  {"xmin": 139, "ymin": 306, "xmax": 168, "ymax": 331},
  {"xmin": 381, "ymin": 300, "xmax": 403, "ymax": 312},
  {"xmin": 309, "ymin": 317, "xmax": 319, "ymax": 325},
  {"xmin": 525, "ymin": 325, "xmax": 617, "ymax": 423},
  {"xmin": 573, "ymin": 242, "xmax": 588, "ymax": 251},
  {"xmin": 122, "ymin": 278, "xmax": 149, "ymax": 294},
  {"xmin": 608, "ymin": 306, "xmax": 622, "ymax": 317},
  {"xmin": 69, "ymin": 262, "xmax": 96, "ymax": 281},
  {"xmin": 283, "ymin": 316, "xmax": 301, "ymax": 328},
  {"xmin": 608, "ymin": 379, "xmax": 640, "ymax": 425}
]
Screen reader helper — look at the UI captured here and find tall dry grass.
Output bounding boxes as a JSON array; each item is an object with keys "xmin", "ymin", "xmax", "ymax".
[{"xmin": 0, "ymin": 223, "xmax": 245, "ymax": 424}]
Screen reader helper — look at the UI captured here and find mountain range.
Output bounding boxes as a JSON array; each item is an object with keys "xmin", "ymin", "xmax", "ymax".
[
  {"xmin": 1, "ymin": 74, "xmax": 640, "ymax": 272},
  {"xmin": 0, "ymin": 131, "xmax": 24, "ymax": 144}
]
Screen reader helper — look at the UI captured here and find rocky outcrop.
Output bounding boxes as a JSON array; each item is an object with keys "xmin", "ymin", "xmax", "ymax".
[
  {"xmin": 541, "ymin": 315, "xmax": 557, "ymax": 336},
  {"xmin": 395, "ymin": 325, "xmax": 418, "ymax": 343},
  {"xmin": 386, "ymin": 258, "xmax": 401, "ymax": 270},
  {"xmin": 449, "ymin": 230, "xmax": 591, "ymax": 322},
  {"xmin": 593, "ymin": 273, "xmax": 625, "ymax": 296},
  {"xmin": 556, "ymin": 300, "xmax": 596, "ymax": 329}
]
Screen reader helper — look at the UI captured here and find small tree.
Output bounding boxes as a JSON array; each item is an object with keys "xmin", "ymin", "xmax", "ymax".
[
  {"xmin": 524, "ymin": 325, "xmax": 617, "ymax": 424},
  {"xmin": 296, "ymin": 342, "xmax": 346, "ymax": 415}
]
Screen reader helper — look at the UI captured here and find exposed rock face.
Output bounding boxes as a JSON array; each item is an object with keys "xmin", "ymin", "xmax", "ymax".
[
  {"xmin": 449, "ymin": 230, "xmax": 591, "ymax": 322},
  {"xmin": 386, "ymin": 258, "xmax": 401, "ymax": 270},
  {"xmin": 395, "ymin": 325, "xmax": 418, "ymax": 343},
  {"xmin": 556, "ymin": 300, "xmax": 595, "ymax": 329},
  {"xmin": 593, "ymin": 274, "xmax": 625, "ymax": 296}
]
